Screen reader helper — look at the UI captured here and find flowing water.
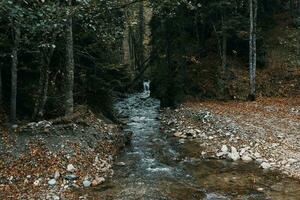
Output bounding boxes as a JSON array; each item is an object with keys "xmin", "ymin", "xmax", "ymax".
[{"xmin": 82, "ymin": 93, "xmax": 300, "ymax": 200}]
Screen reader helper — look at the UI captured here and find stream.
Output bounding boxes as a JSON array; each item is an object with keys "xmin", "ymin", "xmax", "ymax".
[{"xmin": 81, "ymin": 93, "xmax": 300, "ymax": 200}]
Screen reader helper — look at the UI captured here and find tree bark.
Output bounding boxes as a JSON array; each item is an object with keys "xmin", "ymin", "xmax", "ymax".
[
  {"xmin": 138, "ymin": 1, "xmax": 145, "ymax": 71},
  {"xmin": 11, "ymin": 25, "xmax": 20, "ymax": 124},
  {"xmin": 65, "ymin": 0, "xmax": 74, "ymax": 116},
  {"xmin": 221, "ymin": 15, "xmax": 227, "ymax": 72},
  {"xmin": 33, "ymin": 47, "xmax": 54, "ymax": 120},
  {"xmin": 0, "ymin": 66, "xmax": 2, "ymax": 104},
  {"xmin": 248, "ymin": 0, "xmax": 257, "ymax": 101}
]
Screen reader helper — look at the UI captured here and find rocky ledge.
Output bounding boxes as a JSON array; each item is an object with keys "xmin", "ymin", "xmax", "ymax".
[{"xmin": 161, "ymin": 97, "xmax": 300, "ymax": 178}]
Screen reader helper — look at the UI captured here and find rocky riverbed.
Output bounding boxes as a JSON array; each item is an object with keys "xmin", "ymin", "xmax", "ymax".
[
  {"xmin": 0, "ymin": 107, "xmax": 128, "ymax": 199},
  {"xmin": 161, "ymin": 97, "xmax": 300, "ymax": 178}
]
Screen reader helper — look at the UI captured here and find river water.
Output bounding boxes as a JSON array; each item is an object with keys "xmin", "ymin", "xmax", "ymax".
[{"xmin": 83, "ymin": 93, "xmax": 300, "ymax": 200}]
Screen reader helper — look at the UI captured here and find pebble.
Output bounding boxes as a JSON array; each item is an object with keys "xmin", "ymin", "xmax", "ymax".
[
  {"xmin": 257, "ymin": 187, "xmax": 264, "ymax": 192},
  {"xmin": 33, "ymin": 179, "xmax": 40, "ymax": 186},
  {"xmin": 67, "ymin": 164, "xmax": 76, "ymax": 172},
  {"xmin": 48, "ymin": 179, "xmax": 56, "ymax": 186},
  {"xmin": 91, "ymin": 177, "xmax": 105, "ymax": 187},
  {"xmin": 241, "ymin": 154, "xmax": 253, "ymax": 162},
  {"xmin": 221, "ymin": 145, "xmax": 228, "ymax": 153},
  {"xmin": 116, "ymin": 162, "xmax": 126, "ymax": 166},
  {"xmin": 65, "ymin": 174, "xmax": 78, "ymax": 181},
  {"xmin": 83, "ymin": 180, "xmax": 91, "ymax": 187},
  {"xmin": 54, "ymin": 170, "xmax": 60, "ymax": 179},
  {"xmin": 261, "ymin": 162, "xmax": 271, "ymax": 169}
]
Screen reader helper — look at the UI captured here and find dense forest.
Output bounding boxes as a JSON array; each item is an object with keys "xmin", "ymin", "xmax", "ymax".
[
  {"xmin": 0, "ymin": 0, "xmax": 299, "ymax": 199},
  {"xmin": 0, "ymin": 0, "xmax": 299, "ymax": 122}
]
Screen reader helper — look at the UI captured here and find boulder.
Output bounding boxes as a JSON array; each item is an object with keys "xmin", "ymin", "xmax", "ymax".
[{"xmin": 228, "ymin": 147, "xmax": 240, "ymax": 161}]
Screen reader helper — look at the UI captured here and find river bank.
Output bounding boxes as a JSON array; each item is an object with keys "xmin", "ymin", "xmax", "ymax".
[
  {"xmin": 161, "ymin": 97, "xmax": 300, "ymax": 179},
  {"xmin": 0, "ymin": 106, "xmax": 128, "ymax": 199}
]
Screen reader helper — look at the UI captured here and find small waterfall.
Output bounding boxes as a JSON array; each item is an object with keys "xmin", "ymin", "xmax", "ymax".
[{"xmin": 143, "ymin": 80, "xmax": 151, "ymax": 96}]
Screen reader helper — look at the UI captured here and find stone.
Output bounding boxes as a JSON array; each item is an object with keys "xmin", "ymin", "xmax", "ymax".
[
  {"xmin": 216, "ymin": 152, "xmax": 225, "ymax": 157},
  {"xmin": 54, "ymin": 170, "xmax": 60, "ymax": 179},
  {"xmin": 67, "ymin": 164, "xmax": 76, "ymax": 172},
  {"xmin": 228, "ymin": 147, "xmax": 240, "ymax": 161},
  {"xmin": 221, "ymin": 145, "xmax": 228, "ymax": 153},
  {"xmin": 261, "ymin": 162, "xmax": 271, "ymax": 169},
  {"xmin": 48, "ymin": 179, "xmax": 56, "ymax": 186},
  {"xmin": 11, "ymin": 124, "xmax": 18, "ymax": 129},
  {"xmin": 33, "ymin": 179, "xmax": 40, "ymax": 186},
  {"xmin": 91, "ymin": 177, "xmax": 105, "ymax": 187},
  {"xmin": 254, "ymin": 152, "xmax": 262, "ymax": 159},
  {"xmin": 65, "ymin": 174, "xmax": 78, "ymax": 181},
  {"xmin": 239, "ymin": 148, "xmax": 247, "ymax": 156},
  {"xmin": 257, "ymin": 188, "xmax": 264, "ymax": 192},
  {"xmin": 116, "ymin": 162, "xmax": 126, "ymax": 166},
  {"xmin": 241, "ymin": 154, "xmax": 253, "ymax": 162},
  {"xmin": 174, "ymin": 132, "xmax": 182, "ymax": 137},
  {"xmin": 53, "ymin": 195, "xmax": 60, "ymax": 200},
  {"xmin": 83, "ymin": 180, "xmax": 91, "ymax": 187},
  {"xmin": 288, "ymin": 158, "xmax": 297, "ymax": 164}
]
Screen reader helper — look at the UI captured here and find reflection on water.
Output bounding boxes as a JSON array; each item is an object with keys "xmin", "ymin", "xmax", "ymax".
[{"xmin": 77, "ymin": 93, "xmax": 300, "ymax": 200}]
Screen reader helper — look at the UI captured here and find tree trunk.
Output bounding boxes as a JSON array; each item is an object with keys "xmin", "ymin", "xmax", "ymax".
[
  {"xmin": 11, "ymin": 25, "xmax": 20, "ymax": 124},
  {"xmin": 221, "ymin": 15, "xmax": 227, "ymax": 72},
  {"xmin": 138, "ymin": 1, "xmax": 145, "ymax": 71},
  {"xmin": 33, "ymin": 47, "xmax": 54, "ymax": 120},
  {"xmin": 65, "ymin": 1, "xmax": 74, "ymax": 116},
  {"xmin": 0, "ymin": 66, "xmax": 2, "ymax": 104},
  {"xmin": 248, "ymin": 0, "xmax": 257, "ymax": 101}
]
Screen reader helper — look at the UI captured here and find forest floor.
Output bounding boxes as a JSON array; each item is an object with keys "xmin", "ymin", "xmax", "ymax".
[
  {"xmin": 161, "ymin": 96, "xmax": 300, "ymax": 179},
  {"xmin": 0, "ymin": 107, "xmax": 128, "ymax": 199}
]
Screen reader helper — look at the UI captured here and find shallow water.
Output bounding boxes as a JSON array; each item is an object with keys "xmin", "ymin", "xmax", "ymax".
[{"xmin": 80, "ymin": 93, "xmax": 300, "ymax": 200}]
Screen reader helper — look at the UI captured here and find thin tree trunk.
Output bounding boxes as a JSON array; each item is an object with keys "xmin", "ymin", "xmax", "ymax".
[
  {"xmin": 138, "ymin": 1, "xmax": 145, "ymax": 71},
  {"xmin": 11, "ymin": 25, "xmax": 20, "ymax": 124},
  {"xmin": 221, "ymin": 15, "xmax": 227, "ymax": 72},
  {"xmin": 33, "ymin": 48, "xmax": 54, "ymax": 120},
  {"xmin": 0, "ymin": 66, "xmax": 2, "ymax": 104},
  {"xmin": 65, "ymin": 1, "xmax": 74, "ymax": 116},
  {"xmin": 248, "ymin": 0, "xmax": 257, "ymax": 101},
  {"xmin": 253, "ymin": 0, "xmax": 257, "ymax": 97}
]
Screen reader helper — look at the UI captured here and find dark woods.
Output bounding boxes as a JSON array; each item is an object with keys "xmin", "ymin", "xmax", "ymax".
[{"xmin": 0, "ymin": 0, "xmax": 299, "ymax": 122}]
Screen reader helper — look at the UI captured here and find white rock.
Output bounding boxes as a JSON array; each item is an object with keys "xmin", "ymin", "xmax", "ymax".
[
  {"xmin": 228, "ymin": 147, "xmax": 240, "ymax": 161},
  {"xmin": 67, "ymin": 164, "xmax": 76, "ymax": 172},
  {"xmin": 174, "ymin": 132, "xmax": 182, "ymax": 137},
  {"xmin": 53, "ymin": 195, "xmax": 60, "ymax": 200},
  {"xmin": 221, "ymin": 145, "xmax": 228, "ymax": 153},
  {"xmin": 241, "ymin": 154, "xmax": 253, "ymax": 162},
  {"xmin": 261, "ymin": 162, "xmax": 271, "ymax": 169},
  {"xmin": 239, "ymin": 148, "xmax": 247, "ymax": 156},
  {"xmin": 216, "ymin": 152, "xmax": 225, "ymax": 157},
  {"xmin": 179, "ymin": 139, "xmax": 185, "ymax": 144},
  {"xmin": 254, "ymin": 152, "xmax": 262, "ymax": 158},
  {"xmin": 54, "ymin": 171, "xmax": 60, "ymax": 179},
  {"xmin": 33, "ymin": 179, "xmax": 40, "ymax": 186},
  {"xmin": 116, "ymin": 162, "xmax": 126, "ymax": 166},
  {"xmin": 257, "ymin": 188, "xmax": 264, "ymax": 192},
  {"xmin": 288, "ymin": 158, "xmax": 297, "ymax": 164}
]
